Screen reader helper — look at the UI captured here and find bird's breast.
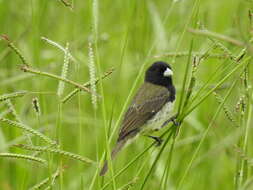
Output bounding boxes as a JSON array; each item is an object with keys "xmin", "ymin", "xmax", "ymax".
[{"xmin": 144, "ymin": 101, "xmax": 174, "ymax": 132}]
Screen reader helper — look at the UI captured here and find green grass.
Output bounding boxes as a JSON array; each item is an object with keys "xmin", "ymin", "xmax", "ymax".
[{"xmin": 0, "ymin": 0, "xmax": 253, "ymax": 189}]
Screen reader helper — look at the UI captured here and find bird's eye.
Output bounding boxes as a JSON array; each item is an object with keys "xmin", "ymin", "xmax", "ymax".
[
  {"xmin": 159, "ymin": 68, "xmax": 165, "ymax": 73},
  {"xmin": 154, "ymin": 67, "xmax": 161, "ymax": 72}
]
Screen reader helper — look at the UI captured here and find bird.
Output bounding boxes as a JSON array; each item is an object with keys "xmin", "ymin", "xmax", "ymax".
[{"xmin": 100, "ymin": 61, "xmax": 176, "ymax": 176}]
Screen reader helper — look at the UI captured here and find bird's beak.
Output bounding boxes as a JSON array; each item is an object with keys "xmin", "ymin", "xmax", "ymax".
[{"xmin": 163, "ymin": 68, "xmax": 173, "ymax": 77}]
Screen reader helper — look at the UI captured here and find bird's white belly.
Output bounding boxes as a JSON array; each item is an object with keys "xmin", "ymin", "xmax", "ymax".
[{"xmin": 144, "ymin": 102, "xmax": 174, "ymax": 133}]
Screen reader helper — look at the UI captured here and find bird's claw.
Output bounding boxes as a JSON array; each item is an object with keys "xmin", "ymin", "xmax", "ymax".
[
  {"xmin": 171, "ymin": 117, "xmax": 180, "ymax": 126},
  {"xmin": 147, "ymin": 135, "xmax": 163, "ymax": 146},
  {"xmin": 161, "ymin": 114, "xmax": 180, "ymax": 128}
]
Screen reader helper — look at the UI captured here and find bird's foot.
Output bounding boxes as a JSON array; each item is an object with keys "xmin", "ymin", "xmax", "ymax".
[
  {"xmin": 147, "ymin": 135, "xmax": 163, "ymax": 146},
  {"xmin": 171, "ymin": 117, "xmax": 180, "ymax": 126},
  {"xmin": 162, "ymin": 114, "xmax": 180, "ymax": 128},
  {"xmin": 170, "ymin": 114, "xmax": 180, "ymax": 126}
]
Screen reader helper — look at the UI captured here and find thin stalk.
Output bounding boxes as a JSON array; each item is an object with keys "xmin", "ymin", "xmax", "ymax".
[
  {"xmin": 140, "ymin": 129, "xmax": 175, "ymax": 190},
  {"xmin": 21, "ymin": 65, "xmax": 93, "ymax": 94},
  {"xmin": 177, "ymin": 40, "xmax": 193, "ymax": 116},
  {"xmin": 177, "ymin": 79, "xmax": 238, "ymax": 189},
  {"xmin": 29, "ymin": 167, "xmax": 63, "ymax": 190},
  {"xmin": 188, "ymin": 58, "xmax": 233, "ymax": 107},
  {"xmin": 182, "ymin": 57, "xmax": 250, "ymax": 119},
  {"xmin": 153, "ymin": 52, "xmax": 229, "ymax": 59},
  {"xmin": 90, "ymin": 0, "xmax": 117, "ymax": 189},
  {"xmin": 15, "ymin": 144, "xmax": 95, "ymax": 164},
  {"xmin": 241, "ymin": 90, "xmax": 252, "ymax": 179},
  {"xmin": 56, "ymin": 98, "xmax": 63, "ymax": 190},
  {"xmin": 61, "ymin": 68, "xmax": 114, "ymax": 103},
  {"xmin": 188, "ymin": 28, "xmax": 245, "ymax": 47},
  {"xmin": 162, "ymin": 131, "xmax": 177, "ymax": 190},
  {"xmin": 236, "ymin": 66, "xmax": 252, "ymax": 188},
  {"xmin": 0, "ymin": 117, "xmax": 56, "ymax": 145},
  {"xmin": 0, "ymin": 91, "xmax": 27, "ymax": 101},
  {"xmin": 0, "ymin": 153, "xmax": 47, "ymax": 164},
  {"xmin": 41, "ymin": 36, "xmax": 76, "ymax": 62},
  {"xmin": 172, "ymin": 0, "xmax": 201, "ymax": 63},
  {"xmin": 0, "ymin": 34, "xmax": 30, "ymax": 66}
]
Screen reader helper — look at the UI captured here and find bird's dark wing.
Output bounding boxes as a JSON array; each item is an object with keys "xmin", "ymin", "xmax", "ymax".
[{"xmin": 118, "ymin": 82, "xmax": 170, "ymax": 141}]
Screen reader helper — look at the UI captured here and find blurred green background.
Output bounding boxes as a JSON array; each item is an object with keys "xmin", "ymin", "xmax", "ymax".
[{"xmin": 0, "ymin": 0, "xmax": 252, "ymax": 189}]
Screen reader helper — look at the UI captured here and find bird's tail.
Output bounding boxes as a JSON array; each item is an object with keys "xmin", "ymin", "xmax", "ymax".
[{"xmin": 99, "ymin": 140, "xmax": 126, "ymax": 176}]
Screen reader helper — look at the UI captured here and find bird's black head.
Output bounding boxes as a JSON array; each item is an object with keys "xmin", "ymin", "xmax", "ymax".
[{"xmin": 145, "ymin": 61, "xmax": 174, "ymax": 88}]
